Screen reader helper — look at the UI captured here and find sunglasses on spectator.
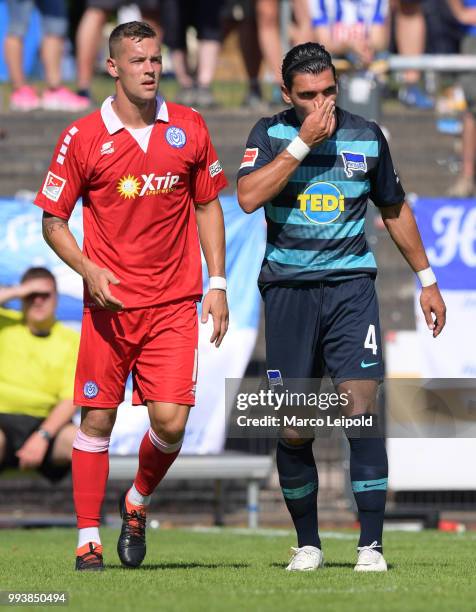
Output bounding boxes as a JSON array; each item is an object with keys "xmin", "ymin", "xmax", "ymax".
[{"xmin": 25, "ymin": 292, "xmax": 53, "ymax": 300}]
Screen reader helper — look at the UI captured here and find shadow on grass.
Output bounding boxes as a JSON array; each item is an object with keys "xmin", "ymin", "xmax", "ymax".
[{"xmin": 107, "ymin": 562, "xmax": 249, "ymax": 570}]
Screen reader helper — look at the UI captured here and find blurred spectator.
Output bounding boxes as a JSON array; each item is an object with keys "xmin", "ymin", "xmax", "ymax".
[
  {"xmin": 160, "ymin": 0, "xmax": 224, "ymax": 108},
  {"xmin": 256, "ymin": 0, "xmax": 312, "ymax": 104},
  {"xmin": 75, "ymin": 1, "xmax": 161, "ymax": 103},
  {"xmin": 393, "ymin": 0, "xmax": 434, "ymax": 109},
  {"xmin": 4, "ymin": 0, "xmax": 90, "ymax": 112},
  {"xmin": 446, "ymin": 0, "xmax": 476, "ymax": 197},
  {"xmin": 424, "ymin": 0, "xmax": 464, "ymax": 136},
  {"xmin": 309, "ymin": 0, "xmax": 389, "ymax": 68},
  {"xmin": 424, "ymin": 0, "xmax": 463, "ymax": 54},
  {"xmin": 289, "ymin": 0, "xmax": 314, "ymax": 44},
  {"xmin": 0, "ymin": 268, "xmax": 79, "ymax": 482},
  {"xmin": 221, "ymin": 1, "xmax": 268, "ymax": 109}
]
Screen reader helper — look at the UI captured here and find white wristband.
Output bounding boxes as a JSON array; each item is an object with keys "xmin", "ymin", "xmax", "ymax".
[
  {"xmin": 286, "ymin": 136, "xmax": 311, "ymax": 162},
  {"xmin": 209, "ymin": 276, "xmax": 227, "ymax": 291},
  {"xmin": 417, "ymin": 267, "xmax": 437, "ymax": 287}
]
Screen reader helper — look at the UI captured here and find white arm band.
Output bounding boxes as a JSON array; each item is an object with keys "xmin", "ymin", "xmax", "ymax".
[
  {"xmin": 417, "ymin": 267, "xmax": 437, "ymax": 287},
  {"xmin": 286, "ymin": 136, "xmax": 311, "ymax": 162},
  {"xmin": 209, "ymin": 276, "xmax": 227, "ymax": 291}
]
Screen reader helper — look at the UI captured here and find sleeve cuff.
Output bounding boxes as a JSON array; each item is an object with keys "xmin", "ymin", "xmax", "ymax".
[{"xmin": 33, "ymin": 199, "xmax": 70, "ymax": 220}]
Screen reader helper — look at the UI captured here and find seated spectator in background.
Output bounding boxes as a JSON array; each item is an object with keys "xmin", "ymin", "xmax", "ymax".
[
  {"xmin": 310, "ymin": 0, "xmax": 389, "ymax": 68},
  {"xmin": 161, "ymin": 0, "xmax": 224, "ymax": 108},
  {"xmin": 4, "ymin": 0, "xmax": 90, "ymax": 111},
  {"xmin": 392, "ymin": 0, "xmax": 433, "ymax": 108},
  {"xmin": 256, "ymin": 0, "xmax": 312, "ymax": 104},
  {"xmin": 75, "ymin": 1, "xmax": 161, "ymax": 104},
  {"xmin": 447, "ymin": 0, "xmax": 476, "ymax": 196},
  {"xmin": 0, "ymin": 268, "xmax": 79, "ymax": 482}
]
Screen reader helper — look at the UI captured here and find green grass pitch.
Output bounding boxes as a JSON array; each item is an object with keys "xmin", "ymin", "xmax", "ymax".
[{"xmin": 1, "ymin": 528, "xmax": 475, "ymax": 612}]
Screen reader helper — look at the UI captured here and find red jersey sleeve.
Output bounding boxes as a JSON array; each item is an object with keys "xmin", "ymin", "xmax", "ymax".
[
  {"xmin": 34, "ymin": 123, "xmax": 85, "ymax": 220},
  {"xmin": 191, "ymin": 114, "xmax": 228, "ymax": 204}
]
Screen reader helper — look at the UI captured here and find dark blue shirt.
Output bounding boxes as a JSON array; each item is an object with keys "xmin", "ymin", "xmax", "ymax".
[{"xmin": 237, "ymin": 107, "xmax": 405, "ymax": 288}]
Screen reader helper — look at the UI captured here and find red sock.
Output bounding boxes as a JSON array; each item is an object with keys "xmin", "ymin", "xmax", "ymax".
[
  {"xmin": 133, "ymin": 429, "xmax": 181, "ymax": 496},
  {"xmin": 72, "ymin": 448, "xmax": 109, "ymax": 528}
]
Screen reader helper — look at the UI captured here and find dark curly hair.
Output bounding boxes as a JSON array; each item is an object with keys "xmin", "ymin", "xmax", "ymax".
[{"xmin": 282, "ymin": 42, "xmax": 336, "ymax": 90}]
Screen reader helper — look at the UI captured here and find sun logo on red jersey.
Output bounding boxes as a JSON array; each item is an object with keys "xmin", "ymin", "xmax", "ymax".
[{"xmin": 117, "ymin": 174, "xmax": 141, "ymax": 199}]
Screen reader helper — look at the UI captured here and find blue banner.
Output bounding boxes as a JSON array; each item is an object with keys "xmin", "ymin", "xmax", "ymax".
[
  {"xmin": 413, "ymin": 197, "xmax": 476, "ymax": 291},
  {"xmin": 0, "ymin": 197, "xmax": 84, "ymax": 320},
  {"xmin": 0, "ymin": 194, "xmax": 265, "ymax": 329}
]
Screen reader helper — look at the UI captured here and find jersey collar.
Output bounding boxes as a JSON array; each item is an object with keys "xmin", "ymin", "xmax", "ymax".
[{"xmin": 100, "ymin": 95, "xmax": 169, "ymax": 134}]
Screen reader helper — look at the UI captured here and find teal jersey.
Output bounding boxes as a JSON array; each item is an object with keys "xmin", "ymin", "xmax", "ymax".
[{"xmin": 237, "ymin": 107, "xmax": 405, "ymax": 289}]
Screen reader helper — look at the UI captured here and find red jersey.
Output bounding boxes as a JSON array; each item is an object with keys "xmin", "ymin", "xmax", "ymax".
[{"xmin": 34, "ymin": 96, "xmax": 227, "ymax": 309}]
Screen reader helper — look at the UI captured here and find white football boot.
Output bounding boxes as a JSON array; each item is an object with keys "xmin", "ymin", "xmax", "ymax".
[
  {"xmin": 285, "ymin": 546, "xmax": 324, "ymax": 571},
  {"xmin": 354, "ymin": 541, "xmax": 387, "ymax": 572}
]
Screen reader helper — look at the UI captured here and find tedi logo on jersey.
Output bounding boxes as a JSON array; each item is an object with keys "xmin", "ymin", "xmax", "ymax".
[
  {"xmin": 341, "ymin": 151, "xmax": 367, "ymax": 178},
  {"xmin": 117, "ymin": 173, "xmax": 180, "ymax": 199},
  {"xmin": 298, "ymin": 181, "xmax": 345, "ymax": 224}
]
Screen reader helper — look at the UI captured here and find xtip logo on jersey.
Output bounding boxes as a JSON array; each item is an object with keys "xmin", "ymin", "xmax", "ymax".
[
  {"xmin": 117, "ymin": 172, "xmax": 181, "ymax": 199},
  {"xmin": 298, "ymin": 181, "xmax": 345, "ymax": 224}
]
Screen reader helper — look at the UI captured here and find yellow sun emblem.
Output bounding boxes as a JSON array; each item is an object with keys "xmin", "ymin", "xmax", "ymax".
[{"xmin": 117, "ymin": 174, "xmax": 141, "ymax": 199}]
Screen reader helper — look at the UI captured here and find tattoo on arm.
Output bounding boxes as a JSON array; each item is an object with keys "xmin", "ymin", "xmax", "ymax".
[{"xmin": 42, "ymin": 212, "xmax": 69, "ymax": 241}]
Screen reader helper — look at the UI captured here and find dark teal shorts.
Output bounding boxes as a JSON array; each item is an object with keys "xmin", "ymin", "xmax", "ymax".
[{"xmin": 263, "ymin": 277, "xmax": 384, "ymax": 385}]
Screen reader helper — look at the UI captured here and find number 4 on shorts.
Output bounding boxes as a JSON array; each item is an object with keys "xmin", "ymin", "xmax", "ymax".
[{"xmin": 364, "ymin": 324, "xmax": 378, "ymax": 355}]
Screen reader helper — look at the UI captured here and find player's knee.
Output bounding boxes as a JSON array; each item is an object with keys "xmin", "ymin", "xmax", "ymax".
[
  {"xmin": 348, "ymin": 403, "xmax": 375, "ymax": 417},
  {"xmin": 398, "ymin": 2, "xmax": 421, "ymax": 17},
  {"xmin": 338, "ymin": 384, "xmax": 377, "ymax": 416},
  {"xmin": 0, "ymin": 428, "xmax": 6, "ymax": 463},
  {"xmin": 148, "ymin": 402, "xmax": 189, "ymax": 444},
  {"xmin": 256, "ymin": 0, "xmax": 278, "ymax": 25},
  {"xmin": 149, "ymin": 417, "xmax": 185, "ymax": 445},
  {"xmin": 80, "ymin": 407, "xmax": 116, "ymax": 437}
]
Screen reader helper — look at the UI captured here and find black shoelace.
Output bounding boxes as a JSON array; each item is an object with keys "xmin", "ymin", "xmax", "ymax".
[
  {"xmin": 123, "ymin": 509, "xmax": 146, "ymax": 540},
  {"xmin": 78, "ymin": 544, "xmax": 103, "ymax": 565}
]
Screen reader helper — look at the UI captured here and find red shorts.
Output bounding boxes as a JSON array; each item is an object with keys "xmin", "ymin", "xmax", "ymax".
[{"xmin": 74, "ymin": 300, "xmax": 198, "ymax": 408}]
